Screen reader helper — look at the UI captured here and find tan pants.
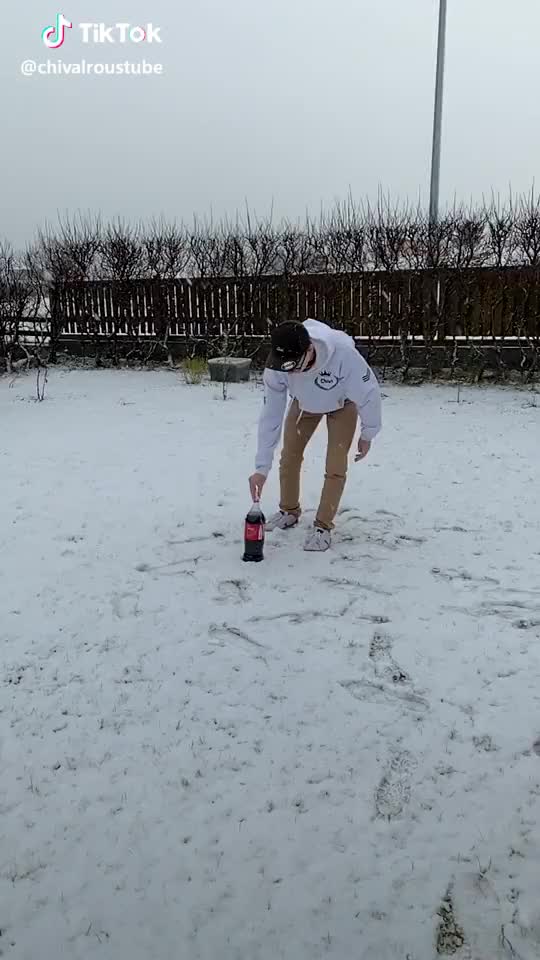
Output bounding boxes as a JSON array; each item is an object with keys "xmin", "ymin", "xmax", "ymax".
[{"xmin": 279, "ymin": 399, "xmax": 358, "ymax": 531}]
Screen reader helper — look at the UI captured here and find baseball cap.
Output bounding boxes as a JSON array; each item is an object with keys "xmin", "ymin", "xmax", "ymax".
[{"xmin": 266, "ymin": 321, "xmax": 311, "ymax": 371}]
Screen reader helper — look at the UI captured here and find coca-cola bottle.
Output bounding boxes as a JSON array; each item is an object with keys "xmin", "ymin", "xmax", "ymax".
[{"xmin": 242, "ymin": 501, "xmax": 265, "ymax": 562}]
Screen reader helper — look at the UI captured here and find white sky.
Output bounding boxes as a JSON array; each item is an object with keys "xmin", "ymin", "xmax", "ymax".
[{"xmin": 2, "ymin": 0, "xmax": 540, "ymax": 246}]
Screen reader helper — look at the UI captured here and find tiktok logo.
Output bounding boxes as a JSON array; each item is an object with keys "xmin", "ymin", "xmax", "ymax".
[{"xmin": 42, "ymin": 13, "xmax": 72, "ymax": 49}]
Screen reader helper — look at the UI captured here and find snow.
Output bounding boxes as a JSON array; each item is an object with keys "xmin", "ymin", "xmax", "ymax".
[{"xmin": 1, "ymin": 367, "xmax": 540, "ymax": 960}]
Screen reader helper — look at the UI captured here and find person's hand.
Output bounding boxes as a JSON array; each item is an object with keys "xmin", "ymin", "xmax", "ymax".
[
  {"xmin": 355, "ymin": 438, "xmax": 371, "ymax": 462},
  {"xmin": 249, "ymin": 472, "xmax": 266, "ymax": 501}
]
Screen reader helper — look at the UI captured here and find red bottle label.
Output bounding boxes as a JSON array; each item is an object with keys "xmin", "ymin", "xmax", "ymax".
[{"xmin": 245, "ymin": 522, "xmax": 264, "ymax": 542}]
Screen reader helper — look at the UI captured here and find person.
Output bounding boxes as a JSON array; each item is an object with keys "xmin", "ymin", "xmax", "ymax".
[{"xmin": 249, "ymin": 318, "xmax": 382, "ymax": 552}]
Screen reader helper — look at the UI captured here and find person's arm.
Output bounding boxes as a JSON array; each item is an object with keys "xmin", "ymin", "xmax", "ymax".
[
  {"xmin": 254, "ymin": 368, "xmax": 289, "ymax": 476},
  {"xmin": 344, "ymin": 352, "xmax": 382, "ymax": 442}
]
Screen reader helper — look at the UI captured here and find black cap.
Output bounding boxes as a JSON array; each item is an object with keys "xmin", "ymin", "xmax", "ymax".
[{"xmin": 266, "ymin": 321, "xmax": 311, "ymax": 371}]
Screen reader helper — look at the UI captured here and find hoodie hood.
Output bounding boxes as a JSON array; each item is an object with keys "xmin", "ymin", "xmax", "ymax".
[{"xmin": 303, "ymin": 319, "xmax": 338, "ymax": 373}]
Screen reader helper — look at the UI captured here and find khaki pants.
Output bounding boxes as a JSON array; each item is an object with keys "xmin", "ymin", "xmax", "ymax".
[{"xmin": 279, "ymin": 399, "xmax": 358, "ymax": 531}]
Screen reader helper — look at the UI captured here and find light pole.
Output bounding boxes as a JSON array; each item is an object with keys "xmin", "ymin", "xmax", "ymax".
[{"xmin": 429, "ymin": 0, "xmax": 448, "ymax": 224}]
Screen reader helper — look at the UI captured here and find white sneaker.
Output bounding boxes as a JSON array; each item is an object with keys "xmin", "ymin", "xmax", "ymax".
[
  {"xmin": 265, "ymin": 511, "xmax": 299, "ymax": 532},
  {"xmin": 304, "ymin": 527, "xmax": 331, "ymax": 552}
]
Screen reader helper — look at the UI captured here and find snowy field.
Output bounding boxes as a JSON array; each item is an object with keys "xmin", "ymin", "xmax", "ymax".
[{"xmin": 2, "ymin": 367, "xmax": 540, "ymax": 960}]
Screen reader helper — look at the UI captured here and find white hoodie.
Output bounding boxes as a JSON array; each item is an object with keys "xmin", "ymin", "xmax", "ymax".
[{"xmin": 255, "ymin": 319, "xmax": 382, "ymax": 476}]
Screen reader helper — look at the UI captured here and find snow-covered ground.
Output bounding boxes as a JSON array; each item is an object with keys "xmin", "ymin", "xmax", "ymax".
[{"xmin": 2, "ymin": 368, "xmax": 540, "ymax": 960}]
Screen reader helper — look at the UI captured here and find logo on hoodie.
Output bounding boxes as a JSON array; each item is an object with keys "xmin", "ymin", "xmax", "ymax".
[{"xmin": 315, "ymin": 369, "xmax": 342, "ymax": 391}]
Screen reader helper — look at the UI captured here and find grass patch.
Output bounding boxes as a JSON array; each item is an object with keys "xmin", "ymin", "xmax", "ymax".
[{"xmin": 181, "ymin": 358, "xmax": 208, "ymax": 384}]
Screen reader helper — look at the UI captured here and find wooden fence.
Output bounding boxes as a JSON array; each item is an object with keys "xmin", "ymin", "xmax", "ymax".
[
  {"xmin": 10, "ymin": 267, "xmax": 535, "ymax": 373},
  {"xmin": 54, "ymin": 268, "xmax": 540, "ymax": 340}
]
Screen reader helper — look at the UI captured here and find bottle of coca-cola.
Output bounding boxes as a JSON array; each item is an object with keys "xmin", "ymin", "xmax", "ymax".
[{"xmin": 242, "ymin": 501, "xmax": 265, "ymax": 562}]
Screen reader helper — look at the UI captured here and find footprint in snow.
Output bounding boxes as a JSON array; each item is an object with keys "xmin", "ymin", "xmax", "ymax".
[
  {"xmin": 369, "ymin": 631, "xmax": 414, "ymax": 686},
  {"xmin": 375, "ymin": 751, "xmax": 417, "ymax": 821},
  {"xmin": 215, "ymin": 580, "xmax": 249, "ymax": 604},
  {"xmin": 340, "ymin": 630, "xmax": 428, "ymax": 713},
  {"xmin": 369, "ymin": 631, "xmax": 393, "ymax": 661}
]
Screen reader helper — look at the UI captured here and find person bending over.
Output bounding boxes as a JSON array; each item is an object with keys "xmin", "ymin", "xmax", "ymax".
[{"xmin": 249, "ymin": 318, "xmax": 382, "ymax": 552}]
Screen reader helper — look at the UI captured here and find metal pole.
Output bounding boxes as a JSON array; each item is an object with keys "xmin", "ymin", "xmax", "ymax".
[{"xmin": 429, "ymin": 0, "xmax": 448, "ymax": 224}]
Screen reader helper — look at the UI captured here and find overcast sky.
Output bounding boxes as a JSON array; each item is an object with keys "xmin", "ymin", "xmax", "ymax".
[{"xmin": 2, "ymin": 0, "xmax": 540, "ymax": 247}]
